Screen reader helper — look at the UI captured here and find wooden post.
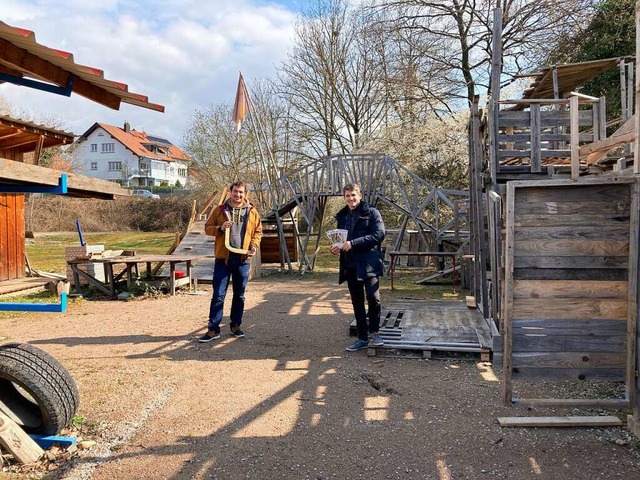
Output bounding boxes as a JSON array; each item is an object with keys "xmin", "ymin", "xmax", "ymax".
[
  {"xmin": 502, "ymin": 182, "xmax": 516, "ymax": 406},
  {"xmin": 627, "ymin": 181, "xmax": 639, "ymax": 415},
  {"xmin": 0, "ymin": 411, "xmax": 44, "ymax": 464},
  {"xmin": 570, "ymin": 95, "xmax": 580, "ymax": 180},
  {"xmin": 530, "ymin": 103, "xmax": 541, "ymax": 172},
  {"xmin": 488, "ymin": 8, "xmax": 503, "ymax": 183},
  {"xmin": 635, "ymin": 1, "xmax": 640, "ymax": 174}
]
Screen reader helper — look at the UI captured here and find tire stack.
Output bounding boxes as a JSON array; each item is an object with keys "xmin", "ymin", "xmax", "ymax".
[{"xmin": 0, "ymin": 343, "xmax": 79, "ymax": 435}]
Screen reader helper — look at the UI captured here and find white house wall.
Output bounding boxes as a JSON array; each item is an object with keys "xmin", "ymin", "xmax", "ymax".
[{"xmin": 74, "ymin": 126, "xmax": 189, "ymax": 187}]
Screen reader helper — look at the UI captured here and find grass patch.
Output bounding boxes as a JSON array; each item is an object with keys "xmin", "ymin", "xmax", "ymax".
[
  {"xmin": 261, "ymin": 247, "xmax": 466, "ymax": 301},
  {"xmin": 26, "ymin": 232, "xmax": 176, "ymax": 273}
]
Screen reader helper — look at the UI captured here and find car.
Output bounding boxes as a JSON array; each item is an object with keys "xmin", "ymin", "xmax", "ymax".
[{"xmin": 132, "ymin": 189, "xmax": 160, "ymax": 199}]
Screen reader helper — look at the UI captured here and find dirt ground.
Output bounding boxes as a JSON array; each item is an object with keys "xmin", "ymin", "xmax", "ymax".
[{"xmin": 1, "ymin": 274, "xmax": 639, "ymax": 480}]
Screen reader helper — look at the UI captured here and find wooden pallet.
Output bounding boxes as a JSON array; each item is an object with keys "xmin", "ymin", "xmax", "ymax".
[{"xmin": 351, "ymin": 299, "xmax": 492, "ymax": 360}]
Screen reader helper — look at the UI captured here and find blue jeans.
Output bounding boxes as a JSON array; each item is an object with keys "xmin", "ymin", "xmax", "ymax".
[
  {"xmin": 207, "ymin": 257, "xmax": 250, "ymax": 333},
  {"xmin": 345, "ymin": 267, "xmax": 381, "ymax": 341}
]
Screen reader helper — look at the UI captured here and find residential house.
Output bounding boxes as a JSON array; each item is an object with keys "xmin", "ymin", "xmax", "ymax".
[{"xmin": 74, "ymin": 122, "xmax": 192, "ymax": 188}]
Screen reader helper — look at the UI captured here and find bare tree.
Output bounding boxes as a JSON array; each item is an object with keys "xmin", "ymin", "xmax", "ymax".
[
  {"xmin": 278, "ymin": 0, "xmax": 387, "ymax": 156},
  {"xmin": 371, "ymin": 0, "xmax": 595, "ymax": 106},
  {"xmin": 181, "ymin": 104, "xmax": 260, "ymax": 190}
]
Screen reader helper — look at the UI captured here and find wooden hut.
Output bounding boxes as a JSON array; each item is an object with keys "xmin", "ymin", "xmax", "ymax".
[{"xmin": 468, "ymin": 7, "xmax": 640, "ymax": 434}]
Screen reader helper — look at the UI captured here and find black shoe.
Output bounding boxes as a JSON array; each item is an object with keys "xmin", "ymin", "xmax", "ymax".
[
  {"xmin": 232, "ymin": 328, "xmax": 245, "ymax": 338},
  {"xmin": 198, "ymin": 330, "xmax": 221, "ymax": 343}
]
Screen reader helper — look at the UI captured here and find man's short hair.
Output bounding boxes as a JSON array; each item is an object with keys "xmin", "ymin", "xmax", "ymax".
[
  {"xmin": 230, "ymin": 181, "xmax": 247, "ymax": 191},
  {"xmin": 343, "ymin": 183, "xmax": 361, "ymax": 194}
]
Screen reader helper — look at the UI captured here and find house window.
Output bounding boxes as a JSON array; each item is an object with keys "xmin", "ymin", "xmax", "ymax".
[
  {"xmin": 108, "ymin": 161, "xmax": 122, "ymax": 171},
  {"xmin": 178, "ymin": 168, "xmax": 187, "ymax": 177},
  {"xmin": 90, "ymin": 162, "xmax": 98, "ymax": 170},
  {"xmin": 101, "ymin": 143, "xmax": 115, "ymax": 153},
  {"xmin": 90, "ymin": 144, "xmax": 97, "ymax": 152}
]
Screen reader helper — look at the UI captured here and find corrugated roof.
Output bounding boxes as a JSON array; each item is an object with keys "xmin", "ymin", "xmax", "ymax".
[
  {"xmin": 0, "ymin": 21, "xmax": 164, "ymax": 112},
  {"xmin": 513, "ymin": 57, "xmax": 633, "ymax": 108}
]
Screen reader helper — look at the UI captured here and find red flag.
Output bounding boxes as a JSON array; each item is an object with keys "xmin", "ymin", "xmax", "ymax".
[{"xmin": 232, "ymin": 73, "xmax": 249, "ymax": 133}]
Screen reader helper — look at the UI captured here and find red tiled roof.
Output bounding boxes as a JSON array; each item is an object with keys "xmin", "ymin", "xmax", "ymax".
[
  {"xmin": 85, "ymin": 122, "xmax": 191, "ymax": 163},
  {"xmin": 0, "ymin": 21, "xmax": 164, "ymax": 112}
]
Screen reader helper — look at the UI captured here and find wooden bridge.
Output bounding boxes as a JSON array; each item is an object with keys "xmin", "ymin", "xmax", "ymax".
[{"xmin": 263, "ymin": 154, "xmax": 470, "ymax": 272}]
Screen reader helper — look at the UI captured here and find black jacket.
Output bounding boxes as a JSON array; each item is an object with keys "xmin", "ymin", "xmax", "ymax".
[{"xmin": 335, "ymin": 200, "xmax": 385, "ymax": 283}]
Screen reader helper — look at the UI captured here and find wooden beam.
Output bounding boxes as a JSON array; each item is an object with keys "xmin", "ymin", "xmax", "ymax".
[
  {"xmin": 581, "ymin": 115, "xmax": 635, "ymax": 164},
  {"xmin": 0, "ymin": 38, "xmax": 121, "ymax": 110},
  {"xmin": 0, "ymin": 38, "xmax": 69, "ymax": 85},
  {"xmin": 0, "ymin": 410, "xmax": 44, "ymax": 464},
  {"xmin": 498, "ymin": 415, "xmax": 622, "ymax": 428},
  {"xmin": 0, "ymin": 157, "xmax": 130, "ymax": 197}
]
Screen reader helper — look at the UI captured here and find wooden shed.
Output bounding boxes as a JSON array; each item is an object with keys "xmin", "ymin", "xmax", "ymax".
[
  {"xmin": 0, "ymin": 117, "xmax": 74, "ymax": 281},
  {"xmin": 0, "ymin": 20, "xmax": 165, "ymax": 285}
]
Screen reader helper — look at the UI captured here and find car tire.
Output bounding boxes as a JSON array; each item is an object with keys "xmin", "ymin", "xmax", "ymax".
[{"xmin": 0, "ymin": 342, "xmax": 79, "ymax": 435}]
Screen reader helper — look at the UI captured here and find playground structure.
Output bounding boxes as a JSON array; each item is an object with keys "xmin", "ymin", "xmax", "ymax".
[{"xmin": 263, "ymin": 153, "xmax": 470, "ymax": 275}]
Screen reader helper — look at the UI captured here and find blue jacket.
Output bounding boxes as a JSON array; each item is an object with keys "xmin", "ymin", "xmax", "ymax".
[{"xmin": 335, "ymin": 200, "xmax": 385, "ymax": 284}]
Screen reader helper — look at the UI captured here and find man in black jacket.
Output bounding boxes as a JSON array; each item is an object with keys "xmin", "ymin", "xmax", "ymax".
[{"xmin": 330, "ymin": 183, "xmax": 386, "ymax": 351}]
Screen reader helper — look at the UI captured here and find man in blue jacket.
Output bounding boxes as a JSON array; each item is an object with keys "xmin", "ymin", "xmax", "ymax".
[{"xmin": 330, "ymin": 183, "xmax": 386, "ymax": 351}]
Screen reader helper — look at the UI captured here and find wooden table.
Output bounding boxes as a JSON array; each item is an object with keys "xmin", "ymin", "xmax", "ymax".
[
  {"xmin": 67, "ymin": 254, "xmax": 202, "ymax": 298},
  {"xmin": 387, "ymin": 251, "xmax": 458, "ymax": 293}
]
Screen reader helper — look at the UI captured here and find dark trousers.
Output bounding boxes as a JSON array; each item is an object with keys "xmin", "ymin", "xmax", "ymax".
[
  {"xmin": 207, "ymin": 257, "xmax": 250, "ymax": 333},
  {"xmin": 346, "ymin": 267, "xmax": 381, "ymax": 341}
]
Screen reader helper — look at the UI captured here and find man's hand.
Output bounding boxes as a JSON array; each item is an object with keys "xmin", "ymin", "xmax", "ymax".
[
  {"xmin": 330, "ymin": 245, "xmax": 340, "ymax": 255},
  {"xmin": 342, "ymin": 241, "xmax": 352, "ymax": 251},
  {"xmin": 220, "ymin": 220, "xmax": 232, "ymax": 231},
  {"xmin": 247, "ymin": 245, "xmax": 257, "ymax": 257}
]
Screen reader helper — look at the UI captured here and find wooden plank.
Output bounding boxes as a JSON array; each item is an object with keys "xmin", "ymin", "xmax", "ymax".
[
  {"xmin": 514, "ymin": 255, "xmax": 627, "ymax": 269},
  {"xmin": 513, "ymin": 280, "xmax": 627, "ymax": 299},
  {"xmin": 515, "ymin": 213, "xmax": 629, "ymax": 228},
  {"xmin": 499, "ymin": 133, "xmax": 592, "ymax": 142},
  {"xmin": 498, "ymin": 110, "xmax": 593, "ymax": 128},
  {"xmin": 0, "ymin": 157, "xmax": 129, "ymax": 197},
  {"xmin": 514, "ymin": 268, "xmax": 627, "ymax": 281},
  {"xmin": 6, "ymin": 194, "xmax": 17, "ymax": 279},
  {"xmin": 512, "ymin": 367, "xmax": 624, "ymax": 380},
  {"xmin": 512, "ymin": 333, "xmax": 626, "ymax": 352},
  {"xmin": 514, "ymin": 239, "xmax": 628, "ymax": 257},
  {"xmin": 513, "ymin": 297, "xmax": 627, "ymax": 320},
  {"xmin": 0, "ymin": 277, "xmax": 49, "ymax": 295},
  {"xmin": 511, "ymin": 350, "xmax": 625, "ymax": 369},
  {"xmin": 513, "ymin": 398, "xmax": 629, "ymax": 409},
  {"xmin": 513, "ymin": 200, "xmax": 630, "ymax": 216},
  {"xmin": 16, "ymin": 194, "xmax": 24, "ymax": 279},
  {"xmin": 514, "ymin": 183, "xmax": 629, "ymax": 203},
  {"xmin": 497, "ymin": 416, "xmax": 622, "ymax": 428},
  {"xmin": 0, "ymin": 194, "xmax": 8, "ymax": 280},
  {"xmin": 514, "ymin": 225, "xmax": 629, "ymax": 241},
  {"xmin": 499, "ymin": 149, "xmax": 571, "ymax": 158},
  {"xmin": 0, "ymin": 410, "xmax": 44, "ymax": 464},
  {"xmin": 513, "ymin": 318, "xmax": 627, "ymax": 334}
]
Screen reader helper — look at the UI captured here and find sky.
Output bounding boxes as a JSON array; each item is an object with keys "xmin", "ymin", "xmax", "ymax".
[{"xmin": 1, "ymin": 0, "xmax": 313, "ymax": 145}]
